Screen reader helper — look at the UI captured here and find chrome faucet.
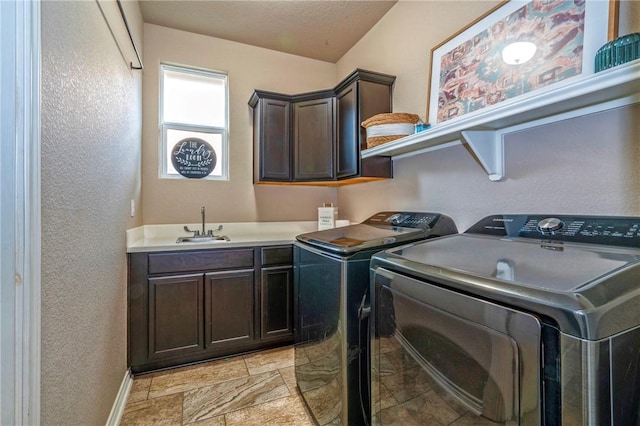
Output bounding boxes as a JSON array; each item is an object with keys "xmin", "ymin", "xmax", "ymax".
[
  {"xmin": 182, "ymin": 205, "xmax": 223, "ymax": 239},
  {"xmin": 201, "ymin": 205, "xmax": 206, "ymax": 236}
]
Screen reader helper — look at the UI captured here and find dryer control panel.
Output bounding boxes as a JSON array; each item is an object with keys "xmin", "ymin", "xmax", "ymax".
[{"xmin": 466, "ymin": 215, "xmax": 640, "ymax": 248}]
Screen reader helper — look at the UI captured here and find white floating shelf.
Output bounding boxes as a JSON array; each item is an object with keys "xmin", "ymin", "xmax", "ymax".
[{"xmin": 362, "ymin": 60, "xmax": 640, "ymax": 181}]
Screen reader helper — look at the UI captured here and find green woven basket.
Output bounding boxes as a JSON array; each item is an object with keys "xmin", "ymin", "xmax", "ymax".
[{"xmin": 595, "ymin": 33, "xmax": 640, "ymax": 72}]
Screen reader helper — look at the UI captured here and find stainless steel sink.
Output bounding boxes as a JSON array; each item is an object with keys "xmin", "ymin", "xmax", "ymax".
[
  {"xmin": 176, "ymin": 235, "xmax": 230, "ymax": 243},
  {"xmin": 178, "ymin": 206, "xmax": 228, "ymax": 243}
]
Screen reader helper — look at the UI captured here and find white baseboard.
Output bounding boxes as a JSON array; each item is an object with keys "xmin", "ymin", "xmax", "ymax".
[{"xmin": 106, "ymin": 369, "xmax": 133, "ymax": 426}]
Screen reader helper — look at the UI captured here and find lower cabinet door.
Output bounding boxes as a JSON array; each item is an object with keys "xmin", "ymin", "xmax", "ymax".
[
  {"xmin": 148, "ymin": 273, "xmax": 204, "ymax": 360},
  {"xmin": 261, "ymin": 266, "xmax": 293, "ymax": 340},
  {"xmin": 205, "ymin": 269, "xmax": 255, "ymax": 349}
]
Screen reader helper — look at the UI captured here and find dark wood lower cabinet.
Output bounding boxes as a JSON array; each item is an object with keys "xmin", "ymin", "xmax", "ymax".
[
  {"xmin": 205, "ymin": 269, "xmax": 255, "ymax": 349},
  {"xmin": 128, "ymin": 245, "xmax": 293, "ymax": 373},
  {"xmin": 148, "ymin": 274, "xmax": 204, "ymax": 360},
  {"xmin": 261, "ymin": 266, "xmax": 293, "ymax": 340}
]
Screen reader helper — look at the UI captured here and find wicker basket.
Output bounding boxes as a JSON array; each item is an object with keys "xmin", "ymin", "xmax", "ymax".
[{"xmin": 361, "ymin": 113, "xmax": 420, "ymax": 149}]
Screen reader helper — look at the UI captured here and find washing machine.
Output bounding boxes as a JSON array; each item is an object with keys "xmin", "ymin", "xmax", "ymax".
[
  {"xmin": 294, "ymin": 211, "xmax": 458, "ymax": 425},
  {"xmin": 370, "ymin": 214, "xmax": 640, "ymax": 425}
]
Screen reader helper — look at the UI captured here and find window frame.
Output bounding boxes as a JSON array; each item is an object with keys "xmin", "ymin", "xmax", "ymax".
[{"xmin": 159, "ymin": 63, "xmax": 229, "ymax": 180}]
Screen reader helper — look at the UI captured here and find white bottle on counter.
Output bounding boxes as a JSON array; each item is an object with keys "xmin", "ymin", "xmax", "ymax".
[{"xmin": 318, "ymin": 202, "xmax": 338, "ymax": 230}]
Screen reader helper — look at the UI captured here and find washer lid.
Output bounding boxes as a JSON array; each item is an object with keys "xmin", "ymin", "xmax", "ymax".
[
  {"xmin": 296, "ymin": 211, "xmax": 458, "ymax": 255},
  {"xmin": 373, "ymin": 231, "xmax": 640, "ymax": 339},
  {"xmin": 391, "ymin": 234, "xmax": 640, "ymax": 292},
  {"xmin": 296, "ymin": 223, "xmax": 425, "ymax": 254}
]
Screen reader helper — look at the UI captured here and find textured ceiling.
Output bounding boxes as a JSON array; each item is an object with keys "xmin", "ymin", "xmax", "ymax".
[{"xmin": 138, "ymin": 0, "xmax": 398, "ymax": 62}]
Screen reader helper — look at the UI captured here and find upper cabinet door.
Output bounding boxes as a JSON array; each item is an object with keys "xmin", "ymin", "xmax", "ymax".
[
  {"xmin": 293, "ymin": 97, "xmax": 336, "ymax": 181},
  {"xmin": 256, "ymin": 98, "xmax": 291, "ymax": 181},
  {"xmin": 336, "ymin": 83, "xmax": 359, "ymax": 179}
]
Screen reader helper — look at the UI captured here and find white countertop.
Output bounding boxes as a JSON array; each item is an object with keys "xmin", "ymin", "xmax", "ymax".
[{"xmin": 126, "ymin": 221, "xmax": 321, "ymax": 253}]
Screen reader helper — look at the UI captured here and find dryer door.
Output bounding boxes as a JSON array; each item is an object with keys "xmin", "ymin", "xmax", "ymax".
[{"xmin": 371, "ymin": 268, "xmax": 542, "ymax": 425}]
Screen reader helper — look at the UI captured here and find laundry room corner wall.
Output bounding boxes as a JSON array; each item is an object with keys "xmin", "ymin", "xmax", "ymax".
[
  {"xmin": 40, "ymin": 1, "xmax": 143, "ymax": 424},
  {"xmin": 141, "ymin": 24, "xmax": 338, "ymax": 225},
  {"xmin": 336, "ymin": 0, "xmax": 640, "ymax": 230}
]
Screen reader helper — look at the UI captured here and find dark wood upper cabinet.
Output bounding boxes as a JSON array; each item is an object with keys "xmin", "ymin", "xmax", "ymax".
[
  {"xmin": 249, "ymin": 69, "xmax": 396, "ymax": 185},
  {"xmin": 252, "ymin": 97, "xmax": 291, "ymax": 181},
  {"xmin": 293, "ymin": 97, "xmax": 335, "ymax": 181},
  {"xmin": 335, "ymin": 84, "xmax": 358, "ymax": 178}
]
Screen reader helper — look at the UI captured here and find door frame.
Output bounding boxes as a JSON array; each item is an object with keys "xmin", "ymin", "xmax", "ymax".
[{"xmin": 0, "ymin": 0, "xmax": 41, "ymax": 424}]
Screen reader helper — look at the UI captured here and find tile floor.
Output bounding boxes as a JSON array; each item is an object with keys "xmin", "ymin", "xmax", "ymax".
[{"xmin": 120, "ymin": 346, "xmax": 315, "ymax": 425}]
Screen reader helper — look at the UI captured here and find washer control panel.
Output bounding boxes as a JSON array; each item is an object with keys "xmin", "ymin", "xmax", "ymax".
[
  {"xmin": 466, "ymin": 215, "xmax": 640, "ymax": 248},
  {"xmin": 537, "ymin": 217, "xmax": 564, "ymax": 234},
  {"xmin": 363, "ymin": 211, "xmax": 439, "ymax": 229}
]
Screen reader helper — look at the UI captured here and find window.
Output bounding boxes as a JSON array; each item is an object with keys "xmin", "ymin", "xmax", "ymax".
[{"xmin": 160, "ymin": 64, "xmax": 229, "ymax": 179}]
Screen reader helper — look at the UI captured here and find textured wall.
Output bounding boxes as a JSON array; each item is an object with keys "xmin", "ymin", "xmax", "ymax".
[
  {"xmin": 40, "ymin": 1, "xmax": 142, "ymax": 424},
  {"xmin": 142, "ymin": 24, "xmax": 339, "ymax": 225},
  {"xmin": 619, "ymin": 0, "xmax": 640, "ymax": 36},
  {"xmin": 336, "ymin": 1, "xmax": 640, "ymax": 228}
]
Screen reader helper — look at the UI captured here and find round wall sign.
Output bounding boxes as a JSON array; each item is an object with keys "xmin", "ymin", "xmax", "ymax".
[{"xmin": 171, "ymin": 138, "xmax": 217, "ymax": 178}]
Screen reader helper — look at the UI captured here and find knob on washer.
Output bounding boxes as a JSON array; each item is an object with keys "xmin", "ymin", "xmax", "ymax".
[{"xmin": 538, "ymin": 217, "xmax": 563, "ymax": 233}]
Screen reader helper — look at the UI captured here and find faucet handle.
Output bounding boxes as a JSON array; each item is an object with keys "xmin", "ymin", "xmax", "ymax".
[{"xmin": 183, "ymin": 226, "xmax": 200, "ymax": 236}]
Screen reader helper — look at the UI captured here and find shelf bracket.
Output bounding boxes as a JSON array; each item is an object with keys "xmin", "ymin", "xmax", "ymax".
[{"xmin": 461, "ymin": 130, "xmax": 505, "ymax": 181}]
